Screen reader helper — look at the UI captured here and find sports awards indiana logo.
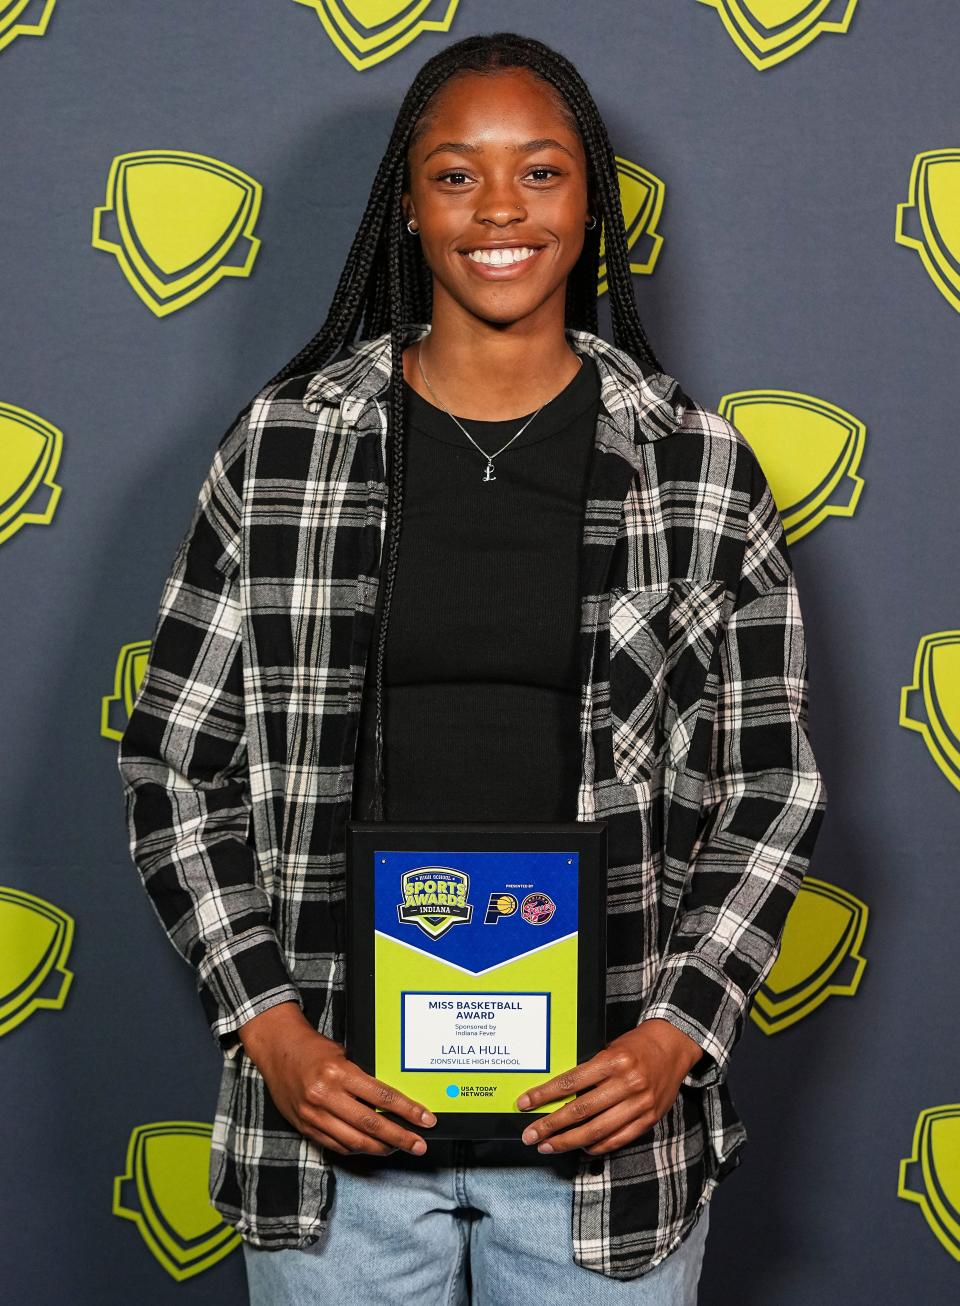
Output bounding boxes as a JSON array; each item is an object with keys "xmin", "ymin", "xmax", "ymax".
[{"xmin": 397, "ymin": 867, "xmax": 473, "ymax": 939}]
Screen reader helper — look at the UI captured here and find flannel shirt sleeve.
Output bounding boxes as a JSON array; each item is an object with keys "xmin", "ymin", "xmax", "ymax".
[
  {"xmin": 637, "ymin": 447, "xmax": 829, "ymax": 1087},
  {"xmin": 116, "ymin": 409, "xmax": 304, "ymax": 1060}
]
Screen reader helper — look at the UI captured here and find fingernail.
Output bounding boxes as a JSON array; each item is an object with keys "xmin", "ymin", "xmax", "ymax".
[
  {"xmin": 516, "ymin": 1094, "xmax": 530, "ymax": 1110},
  {"xmin": 538, "ymin": 1142, "xmax": 554, "ymax": 1154},
  {"xmin": 411, "ymin": 1138, "xmax": 427, "ymax": 1155},
  {"xmin": 421, "ymin": 1110, "xmax": 437, "ymax": 1126},
  {"xmin": 521, "ymin": 1127, "xmax": 537, "ymax": 1144}
]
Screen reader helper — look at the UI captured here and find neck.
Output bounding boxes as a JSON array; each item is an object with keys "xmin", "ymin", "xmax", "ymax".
[{"xmin": 402, "ymin": 292, "xmax": 583, "ymax": 420}]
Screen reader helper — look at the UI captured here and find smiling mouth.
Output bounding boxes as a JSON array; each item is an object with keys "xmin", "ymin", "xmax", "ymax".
[{"xmin": 461, "ymin": 245, "xmax": 544, "ymax": 267}]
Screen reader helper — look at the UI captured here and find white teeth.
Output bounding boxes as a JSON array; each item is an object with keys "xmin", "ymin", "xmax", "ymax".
[{"xmin": 466, "ymin": 246, "xmax": 538, "ymax": 265}]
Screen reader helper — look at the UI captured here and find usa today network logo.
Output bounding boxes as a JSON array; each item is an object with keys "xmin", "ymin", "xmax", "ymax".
[{"xmin": 446, "ymin": 1084, "xmax": 496, "ymax": 1098}]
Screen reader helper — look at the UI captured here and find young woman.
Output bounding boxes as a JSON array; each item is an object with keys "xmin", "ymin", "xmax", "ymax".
[{"xmin": 119, "ymin": 28, "xmax": 827, "ymax": 1306}]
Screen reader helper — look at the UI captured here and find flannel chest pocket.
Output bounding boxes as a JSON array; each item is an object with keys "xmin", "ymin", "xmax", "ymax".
[{"xmin": 608, "ymin": 579, "xmax": 729, "ymax": 784}]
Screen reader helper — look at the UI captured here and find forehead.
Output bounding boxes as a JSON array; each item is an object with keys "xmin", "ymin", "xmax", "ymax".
[{"xmin": 408, "ymin": 68, "xmax": 581, "ymax": 156}]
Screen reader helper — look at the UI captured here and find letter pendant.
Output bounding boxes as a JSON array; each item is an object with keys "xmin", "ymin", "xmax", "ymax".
[{"xmin": 482, "ymin": 461, "xmax": 496, "ymax": 482}]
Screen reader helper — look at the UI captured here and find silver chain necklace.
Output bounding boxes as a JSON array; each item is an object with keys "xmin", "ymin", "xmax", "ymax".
[{"xmin": 416, "ymin": 342, "xmax": 581, "ymax": 483}]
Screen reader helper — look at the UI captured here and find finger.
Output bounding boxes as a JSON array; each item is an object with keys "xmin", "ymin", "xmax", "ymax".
[
  {"xmin": 301, "ymin": 1104, "xmax": 426, "ymax": 1157},
  {"xmin": 335, "ymin": 1094, "xmax": 430, "ymax": 1155},
  {"xmin": 294, "ymin": 1120, "xmax": 349, "ymax": 1155},
  {"xmin": 346, "ymin": 1067, "xmax": 438, "ymax": 1127},
  {"xmin": 515, "ymin": 1055, "xmax": 611, "ymax": 1111},
  {"xmin": 530, "ymin": 1097, "xmax": 649, "ymax": 1154},
  {"xmin": 583, "ymin": 1115, "xmax": 656, "ymax": 1155},
  {"xmin": 519, "ymin": 1081, "xmax": 627, "ymax": 1146}
]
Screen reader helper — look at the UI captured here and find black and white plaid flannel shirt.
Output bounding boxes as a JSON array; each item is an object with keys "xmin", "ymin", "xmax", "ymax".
[{"xmin": 118, "ymin": 322, "xmax": 828, "ymax": 1278}]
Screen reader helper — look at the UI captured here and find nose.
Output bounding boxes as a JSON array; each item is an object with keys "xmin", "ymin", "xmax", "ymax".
[{"xmin": 473, "ymin": 171, "xmax": 527, "ymax": 227}]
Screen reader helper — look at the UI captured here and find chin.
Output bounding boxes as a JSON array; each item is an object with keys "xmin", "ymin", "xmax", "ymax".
[
  {"xmin": 461, "ymin": 291, "xmax": 555, "ymax": 326},
  {"xmin": 472, "ymin": 300, "xmax": 537, "ymax": 321}
]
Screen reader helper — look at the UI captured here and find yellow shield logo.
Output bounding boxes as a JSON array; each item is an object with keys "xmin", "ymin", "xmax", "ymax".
[
  {"xmin": 102, "ymin": 640, "xmax": 152, "ymax": 740},
  {"xmin": 293, "ymin": 0, "xmax": 461, "ymax": 71},
  {"xmin": 696, "ymin": 0, "xmax": 859, "ymax": 71},
  {"xmin": 900, "ymin": 631, "xmax": 960, "ymax": 793},
  {"xmin": 113, "ymin": 1122, "xmax": 242, "ymax": 1277},
  {"xmin": 750, "ymin": 878, "xmax": 868, "ymax": 1033},
  {"xmin": 92, "ymin": 150, "xmax": 262, "ymax": 316},
  {"xmin": 718, "ymin": 389, "xmax": 865, "ymax": 545},
  {"xmin": 898, "ymin": 1105, "xmax": 960, "ymax": 1261},
  {"xmin": 0, "ymin": 0, "xmax": 58, "ymax": 56},
  {"xmin": 598, "ymin": 157, "xmax": 666, "ymax": 296},
  {"xmin": 0, "ymin": 403, "xmax": 63, "ymax": 547},
  {"xmin": 0, "ymin": 887, "xmax": 74, "ymax": 1038},
  {"xmin": 896, "ymin": 149, "xmax": 960, "ymax": 313}
]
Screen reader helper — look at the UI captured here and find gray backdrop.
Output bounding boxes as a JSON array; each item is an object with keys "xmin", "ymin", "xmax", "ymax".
[{"xmin": 2, "ymin": 1, "xmax": 957, "ymax": 1301}]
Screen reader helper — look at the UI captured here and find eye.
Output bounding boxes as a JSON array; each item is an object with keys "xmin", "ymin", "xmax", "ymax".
[{"xmin": 433, "ymin": 166, "xmax": 562, "ymax": 185}]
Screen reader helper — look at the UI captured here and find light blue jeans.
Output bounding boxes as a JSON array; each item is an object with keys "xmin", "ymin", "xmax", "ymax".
[{"xmin": 242, "ymin": 1145, "xmax": 711, "ymax": 1304}]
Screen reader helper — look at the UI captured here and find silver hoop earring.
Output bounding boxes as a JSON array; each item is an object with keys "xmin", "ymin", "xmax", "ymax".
[
  {"xmin": 406, "ymin": 219, "xmax": 419, "ymax": 235},
  {"xmin": 585, "ymin": 215, "xmax": 597, "ymax": 230}
]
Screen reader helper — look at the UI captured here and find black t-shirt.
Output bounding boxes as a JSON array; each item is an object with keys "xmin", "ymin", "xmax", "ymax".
[
  {"xmin": 351, "ymin": 354, "xmax": 602, "ymax": 824},
  {"xmin": 349, "ymin": 354, "xmax": 601, "ymax": 1167}
]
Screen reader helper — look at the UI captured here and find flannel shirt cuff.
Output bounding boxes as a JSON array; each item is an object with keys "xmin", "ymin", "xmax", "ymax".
[
  {"xmin": 194, "ymin": 925, "xmax": 305, "ymax": 1059},
  {"xmin": 638, "ymin": 951, "xmax": 747, "ymax": 1088}
]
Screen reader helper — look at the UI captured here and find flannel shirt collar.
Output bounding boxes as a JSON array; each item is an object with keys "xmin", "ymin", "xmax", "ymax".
[{"xmin": 301, "ymin": 321, "xmax": 689, "ymax": 449}]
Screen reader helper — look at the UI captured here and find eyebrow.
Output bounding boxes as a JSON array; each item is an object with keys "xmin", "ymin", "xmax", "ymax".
[{"xmin": 422, "ymin": 137, "xmax": 576, "ymax": 163}]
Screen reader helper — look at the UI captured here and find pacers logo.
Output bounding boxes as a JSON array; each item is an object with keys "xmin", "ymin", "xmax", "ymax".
[
  {"xmin": 397, "ymin": 867, "xmax": 472, "ymax": 939},
  {"xmin": 483, "ymin": 892, "xmax": 518, "ymax": 925}
]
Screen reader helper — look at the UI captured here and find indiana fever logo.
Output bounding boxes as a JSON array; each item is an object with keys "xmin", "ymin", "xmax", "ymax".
[{"xmin": 397, "ymin": 867, "xmax": 473, "ymax": 940}]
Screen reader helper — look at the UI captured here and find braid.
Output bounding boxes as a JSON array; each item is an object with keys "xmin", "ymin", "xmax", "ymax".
[
  {"xmin": 227, "ymin": 31, "xmax": 669, "ymax": 819},
  {"xmin": 369, "ymin": 171, "xmax": 409, "ymax": 818}
]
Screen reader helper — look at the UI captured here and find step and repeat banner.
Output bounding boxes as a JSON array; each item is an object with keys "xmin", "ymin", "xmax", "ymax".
[{"xmin": 2, "ymin": 2, "xmax": 957, "ymax": 1303}]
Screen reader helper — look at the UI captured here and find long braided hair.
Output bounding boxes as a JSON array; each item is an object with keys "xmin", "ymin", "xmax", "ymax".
[{"xmin": 250, "ymin": 31, "xmax": 667, "ymax": 820}]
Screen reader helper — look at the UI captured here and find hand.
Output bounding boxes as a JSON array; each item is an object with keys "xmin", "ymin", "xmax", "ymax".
[
  {"xmin": 239, "ymin": 1001, "xmax": 437, "ymax": 1157},
  {"xmin": 514, "ymin": 1018, "xmax": 705, "ymax": 1156}
]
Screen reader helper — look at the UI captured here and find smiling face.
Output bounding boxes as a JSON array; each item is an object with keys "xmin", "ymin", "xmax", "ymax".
[{"xmin": 402, "ymin": 67, "xmax": 593, "ymax": 329}]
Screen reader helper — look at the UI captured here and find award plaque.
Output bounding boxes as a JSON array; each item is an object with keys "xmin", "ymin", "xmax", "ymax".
[{"xmin": 345, "ymin": 820, "xmax": 607, "ymax": 1140}]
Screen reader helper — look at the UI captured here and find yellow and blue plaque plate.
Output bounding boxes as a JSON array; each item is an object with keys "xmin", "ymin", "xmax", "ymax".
[{"xmin": 345, "ymin": 821, "xmax": 607, "ymax": 1140}]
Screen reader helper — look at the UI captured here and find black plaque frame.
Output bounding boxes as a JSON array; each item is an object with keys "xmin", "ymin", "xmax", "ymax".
[{"xmin": 345, "ymin": 819, "xmax": 607, "ymax": 1140}]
